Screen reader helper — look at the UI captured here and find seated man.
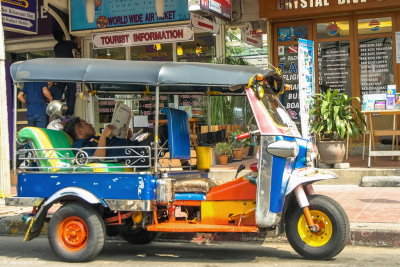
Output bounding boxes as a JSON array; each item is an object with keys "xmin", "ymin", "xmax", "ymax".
[{"xmin": 64, "ymin": 117, "xmax": 146, "ymax": 160}]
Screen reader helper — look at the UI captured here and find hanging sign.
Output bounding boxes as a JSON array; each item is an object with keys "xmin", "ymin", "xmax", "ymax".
[
  {"xmin": 297, "ymin": 38, "xmax": 315, "ymax": 140},
  {"xmin": 190, "ymin": 13, "xmax": 219, "ymax": 34},
  {"xmin": 1, "ymin": 0, "xmax": 38, "ymax": 34},
  {"xmin": 241, "ymin": 28, "xmax": 263, "ymax": 48},
  {"xmin": 189, "ymin": 0, "xmax": 231, "ymax": 21},
  {"xmin": 92, "ymin": 25, "xmax": 194, "ymax": 49}
]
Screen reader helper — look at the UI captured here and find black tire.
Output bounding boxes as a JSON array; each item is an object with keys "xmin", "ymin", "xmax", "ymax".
[
  {"xmin": 120, "ymin": 228, "xmax": 155, "ymax": 245},
  {"xmin": 285, "ymin": 194, "xmax": 350, "ymax": 260},
  {"xmin": 48, "ymin": 203, "xmax": 105, "ymax": 262}
]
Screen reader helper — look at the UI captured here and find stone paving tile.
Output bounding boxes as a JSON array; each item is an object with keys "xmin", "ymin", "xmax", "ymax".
[{"xmin": 314, "ymin": 185, "xmax": 400, "ymax": 224}]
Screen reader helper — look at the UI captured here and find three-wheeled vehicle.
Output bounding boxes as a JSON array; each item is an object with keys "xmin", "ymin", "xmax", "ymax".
[{"xmin": 7, "ymin": 58, "xmax": 349, "ymax": 262}]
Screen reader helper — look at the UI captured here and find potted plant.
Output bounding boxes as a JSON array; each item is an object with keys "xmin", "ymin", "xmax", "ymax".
[
  {"xmin": 230, "ymin": 129, "xmax": 245, "ymax": 161},
  {"xmin": 310, "ymin": 88, "xmax": 365, "ymax": 164},
  {"xmin": 215, "ymin": 142, "xmax": 232, "ymax": 165}
]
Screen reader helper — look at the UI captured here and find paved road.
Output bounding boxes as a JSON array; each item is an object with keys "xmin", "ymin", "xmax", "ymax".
[{"xmin": 0, "ymin": 236, "xmax": 399, "ymax": 266}]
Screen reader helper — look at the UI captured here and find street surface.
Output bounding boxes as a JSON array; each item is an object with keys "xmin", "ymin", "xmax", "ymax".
[{"xmin": 0, "ymin": 236, "xmax": 398, "ymax": 266}]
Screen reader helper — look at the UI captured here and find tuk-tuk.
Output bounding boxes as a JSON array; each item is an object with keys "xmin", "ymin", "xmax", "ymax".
[{"xmin": 7, "ymin": 58, "xmax": 349, "ymax": 262}]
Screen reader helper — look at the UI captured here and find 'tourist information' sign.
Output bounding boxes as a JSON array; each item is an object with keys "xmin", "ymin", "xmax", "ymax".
[
  {"xmin": 70, "ymin": 0, "xmax": 190, "ymax": 32},
  {"xmin": 1, "ymin": 0, "xmax": 38, "ymax": 34},
  {"xmin": 92, "ymin": 25, "xmax": 194, "ymax": 49}
]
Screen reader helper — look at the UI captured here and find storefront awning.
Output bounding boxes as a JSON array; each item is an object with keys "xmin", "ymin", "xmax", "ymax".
[{"xmin": 10, "ymin": 58, "xmax": 273, "ymax": 91}]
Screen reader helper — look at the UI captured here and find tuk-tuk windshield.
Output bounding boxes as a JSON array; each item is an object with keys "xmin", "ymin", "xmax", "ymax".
[{"xmin": 260, "ymin": 88, "xmax": 297, "ymax": 130}]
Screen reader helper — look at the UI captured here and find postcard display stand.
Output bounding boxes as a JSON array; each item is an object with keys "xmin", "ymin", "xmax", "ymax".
[{"xmin": 362, "ymin": 85, "xmax": 400, "ymax": 167}]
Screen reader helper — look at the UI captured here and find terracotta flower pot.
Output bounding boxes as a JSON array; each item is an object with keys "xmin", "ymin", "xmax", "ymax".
[
  {"xmin": 218, "ymin": 154, "xmax": 229, "ymax": 165},
  {"xmin": 242, "ymin": 146, "xmax": 250, "ymax": 158},
  {"xmin": 317, "ymin": 140, "xmax": 346, "ymax": 164},
  {"xmin": 232, "ymin": 148, "xmax": 243, "ymax": 161}
]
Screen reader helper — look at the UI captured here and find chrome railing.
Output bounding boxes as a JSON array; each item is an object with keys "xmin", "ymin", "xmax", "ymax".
[{"xmin": 17, "ymin": 145, "xmax": 152, "ymax": 172}]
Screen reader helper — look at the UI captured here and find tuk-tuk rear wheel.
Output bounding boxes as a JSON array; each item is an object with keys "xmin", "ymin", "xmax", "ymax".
[
  {"xmin": 285, "ymin": 194, "xmax": 350, "ymax": 260},
  {"xmin": 48, "ymin": 203, "xmax": 105, "ymax": 262}
]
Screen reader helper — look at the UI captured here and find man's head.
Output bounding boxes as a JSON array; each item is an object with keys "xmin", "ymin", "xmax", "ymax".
[{"xmin": 64, "ymin": 117, "xmax": 96, "ymax": 140}]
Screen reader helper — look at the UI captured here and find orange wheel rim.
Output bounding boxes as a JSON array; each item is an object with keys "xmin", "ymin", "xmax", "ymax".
[{"xmin": 58, "ymin": 216, "xmax": 88, "ymax": 252}]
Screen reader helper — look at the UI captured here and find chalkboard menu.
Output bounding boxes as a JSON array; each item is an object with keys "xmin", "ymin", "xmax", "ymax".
[
  {"xmin": 317, "ymin": 41, "xmax": 351, "ymax": 96},
  {"xmin": 278, "ymin": 45, "xmax": 300, "ymax": 126},
  {"xmin": 359, "ymin": 37, "xmax": 394, "ymax": 95}
]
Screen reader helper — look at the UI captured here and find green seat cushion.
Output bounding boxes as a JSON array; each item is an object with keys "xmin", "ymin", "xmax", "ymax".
[{"xmin": 18, "ymin": 127, "xmax": 75, "ymax": 170}]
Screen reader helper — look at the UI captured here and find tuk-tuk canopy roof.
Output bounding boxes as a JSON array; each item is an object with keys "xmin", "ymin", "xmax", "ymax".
[{"xmin": 10, "ymin": 58, "xmax": 273, "ymax": 91}]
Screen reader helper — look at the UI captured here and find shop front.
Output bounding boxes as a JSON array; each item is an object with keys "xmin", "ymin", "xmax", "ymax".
[
  {"xmin": 260, "ymin": 0, "xmax": 400, "ymax": 131},
  {"xmin": 67, "ymin": 0, "xmax": 226, "ymax": 133}
]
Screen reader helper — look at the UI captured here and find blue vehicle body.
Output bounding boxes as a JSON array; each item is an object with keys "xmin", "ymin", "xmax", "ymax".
[{"xmin": 18, "ymin": 173, "xmax": 157, "ymax": 201}]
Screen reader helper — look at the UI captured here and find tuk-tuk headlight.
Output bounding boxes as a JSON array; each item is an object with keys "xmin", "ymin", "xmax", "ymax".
[{"xmin": 306, "ymin": 142, "xmax": 318, "ymax": 163}]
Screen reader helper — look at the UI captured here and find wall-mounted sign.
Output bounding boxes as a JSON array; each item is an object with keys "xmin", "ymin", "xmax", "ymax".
[
  {"xmin": 241, "ymin": 28, "xmax": 262, "ymax": 48},
  {"xmin": 189, "ymin": 0, "xmax": 231, "ymax": 21},
  {"xmin": 190, "ymin": 13, "xmax": 219, "ymax": 34},
  {"xmin": 1, "ymin": 0, "xmax": 38, "ymax": 34},
  {"xmin": 92, "ymin": 25, "xmax": 194, "ymax": 49},
  {"xmin": 70, "ymin": 0, "xmax": 190, "ymax": 32}
]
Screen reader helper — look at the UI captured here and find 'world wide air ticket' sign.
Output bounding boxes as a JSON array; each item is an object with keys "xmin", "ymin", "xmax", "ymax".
[{"xmin": 1, "ymin": 0, "xmax": 38, "ymax": 34}]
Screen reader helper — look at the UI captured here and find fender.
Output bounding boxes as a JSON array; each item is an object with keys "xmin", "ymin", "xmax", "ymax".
[
  {"xmin": 285, "ymin": 167, "xmax": 337, "ymax": 196},
  {"xmin": 25, "ymin": 187, "xmax": 106, "ymax": 241}
]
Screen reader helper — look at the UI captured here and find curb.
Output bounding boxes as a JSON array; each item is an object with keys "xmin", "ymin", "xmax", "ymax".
[
  {"xmin": 361, "ymin": 176, "xmax": 400, "ymax": 187},
  {"xmin": 1, "ymin": 215, "xmax": 399, "ymax": 248}
]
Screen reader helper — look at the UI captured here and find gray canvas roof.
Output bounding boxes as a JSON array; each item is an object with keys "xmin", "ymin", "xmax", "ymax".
[{"xmin": 10, "ymin": 58, "xmax": 273, "ymax": 90}]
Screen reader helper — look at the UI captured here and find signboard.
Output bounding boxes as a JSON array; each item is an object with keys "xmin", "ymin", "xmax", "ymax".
[
  {"xmin": 1, "ymin": 0, "xmax": 38, "ymax": 34},
  {"xmin": 298, "ymin": 38, "xmax": 315, "ymax": 140},
  {"xmin": 92, "ymin": 25, "xmax": 194, "ymax": 49},
  {"xmin": 262, "ymin": 0, "xmax": 399, "ymax": 20},
  {"xmin": 317, "ymin": 41, "xmax": 351, "ymax": 96},
  {"xmin": 190, "ymin": 13, "xmax": 219, "ymax": 34},
  {"xmin": 70, "ymin": 0, "xmax": 190, "ymax": 32},
  {"xmin": 359, "ymin": 37, "xmax": 393, "ymax": 96},
  {"xmin": 278, "ymin": 45, "xmax": 300, "ymax": 126},
  {"xmin": 189, "ymin": 0, "xmax": 231, "ymax": 21},
  {"xmin": 241, "ymin": 28, "xmax": 263, "ymax": 48}
]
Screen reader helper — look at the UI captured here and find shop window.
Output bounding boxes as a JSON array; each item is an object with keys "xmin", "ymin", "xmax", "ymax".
[
  {"xmin": 359, "ymin": 37, "xmax": 394, "ymax": 96},
  {"xmin": 130, "ymin": 43, "xmax": 173, "ymax": 61},
  {"xmin": 317, "ymin": 41, "xmax": 351, "ymax": 96},
  {"xmin": 93, "ymin": 47, "xmax": 126, "ymax": 60},
  {"xmin": 316, "ymin": 21, "xmax": 349, "ymax": 39},
  {"xmin": 358, "ymin": 17, "xmax": 392, "ymax": 35},
  {"xmin": 225, "ymin": 28, "xmax": 268, "ymax": 68},
  {"xmin": 177, "ymin": 32, "xmax": 215, "ymax": 63},
  {"xmin": 277, "ymin": 25, "xmax": 308, "ymax": 42}
]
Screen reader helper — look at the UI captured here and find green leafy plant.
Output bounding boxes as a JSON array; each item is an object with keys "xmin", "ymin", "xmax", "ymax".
[
  {"xmin": 229, "ymin": 129, "xmax": 245, "ymax": 149},
  {"xmin": 215, "ymin": 142, "xmax": 232, "ymax": 157},
  {"xmin": 310, "ymin": 89, "xmax": 365, "ymax": 141}
]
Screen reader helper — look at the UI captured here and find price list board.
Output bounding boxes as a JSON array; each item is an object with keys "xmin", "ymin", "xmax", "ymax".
[
  {"xmin": 278, "ymin": 45, "xmax": 300, "ymax": 126},
  {"xmin": 359, "ymin": 37, "xmax": 394, "ymax": 95},
  {"xmin": 139, "ymin": 95, "xmax": 171, "ymax": 123},
  {"xmin": 317, "ymin": 41, "xmax": 351, "ymax": 96},
  {"xmin": 98, "ymin": 95, "xmax": 115, "ymax": 123}
]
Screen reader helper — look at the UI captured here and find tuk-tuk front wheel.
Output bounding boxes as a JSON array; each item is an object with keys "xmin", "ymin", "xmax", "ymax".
[
  {"xmin": 48, "ymin": 203, "xmax": 105, "ymax": 262},
  {"xmin": 285, "ymin": 194, "xmax": 350, "ymax": 260}
]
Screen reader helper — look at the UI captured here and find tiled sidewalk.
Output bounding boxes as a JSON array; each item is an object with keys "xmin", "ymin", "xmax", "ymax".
[{"xmin": 314, "ymin": 185, "xmax": 400, "ymax": 224}]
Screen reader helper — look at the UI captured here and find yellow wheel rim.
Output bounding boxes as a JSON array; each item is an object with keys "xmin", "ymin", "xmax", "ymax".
[{"xmin": 297, "ymin": 210, "xmax": 333, "ymax": 247}]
